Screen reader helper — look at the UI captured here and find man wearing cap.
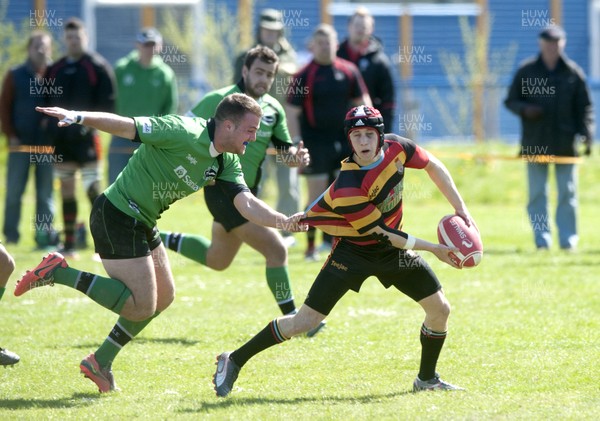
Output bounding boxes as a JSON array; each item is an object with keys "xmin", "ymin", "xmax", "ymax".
[
  {"xmin": 108, "ymin": 27, "xmax": 178, "ymax": 183},
  {"xmin": 504, "ymin": 25, "xmax": 594, "ymax": 251},
  {"xmin": 233, "ymin": 9, "xmax": 300, "ymax": 246}
]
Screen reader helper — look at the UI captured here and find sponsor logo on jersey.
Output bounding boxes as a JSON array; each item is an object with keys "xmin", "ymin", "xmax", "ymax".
[
  {"xmin": 329, "ymin": 259, "xmax": 348, "ymax": 271},
  {"xmin": 261, "ymin": 114, "xmax": 276, "ymax": 126},
  {"xmin": 186, "ymin": 154, "xmax": 198, "ymax": 165},
  {"xmin": 378, "ymin": 182, "xmax": 402, "ymax": 213},
  {"xmin": 203, "ymin": 165, "xmax": 218, "ymax": 182},
  {"xmin": 256, "ymin": 129, "xmax": 273, "ymax": 138},
  {"xmin": 369, "ymin": 185, "xmax": 380, "ymax": 200},
  {"xmin": 123, "ymin": 74, "xmax": 134, "ymax": 86},
  {"xmin": 137, "ymin": 117, "xmax": 152, "ymax": 134},
  {"xmin": 128, "ymin": 199, "xmax": 141, "ymax": 214},
  {"xmin": 174, "ymin": 165, "xmax": 200, "ymax": 191}
]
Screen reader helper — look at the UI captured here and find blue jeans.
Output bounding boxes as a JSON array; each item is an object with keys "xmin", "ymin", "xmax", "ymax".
[
  {"xmin": 108, "ymin": 135, "xmax": 139, "ymax": 184},
  {"xmin": 526, "ymin": 163, "xmax": 578, "ymax": 249},
  {"xmin": 3, "ymin": 151, "xmax": 55, "ymax": 243}
]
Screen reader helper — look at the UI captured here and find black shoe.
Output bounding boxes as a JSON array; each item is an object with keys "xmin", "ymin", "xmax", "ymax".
[
  {"xmin": 213, "ymin": 352, "xmax": 240, "ymax": 397},
  {"xmin": 0, "ymin": 347, "xmax": 20, "ymax": 366}
]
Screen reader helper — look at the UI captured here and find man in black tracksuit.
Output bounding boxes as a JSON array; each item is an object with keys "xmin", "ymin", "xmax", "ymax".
[
  {"xmin": 44, "ymin": 17, "xmax": 116, "ymax": 255},
  {"xmin": 337, "ymin": 7, "xmax": 396, "ymax": 132}
]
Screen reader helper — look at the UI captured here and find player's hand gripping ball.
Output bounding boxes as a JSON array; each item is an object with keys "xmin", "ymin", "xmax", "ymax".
[{"xmin": 437, "ymin": 215, "xmax": 483, "ymax": 268}]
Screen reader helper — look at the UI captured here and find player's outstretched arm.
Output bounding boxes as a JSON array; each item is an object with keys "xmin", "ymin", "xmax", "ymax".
[
  {"xmin": 423, "ymin": 151, "xmax": 474, "ymax": 227},
  {"xmin": 35, "ymin": 106, "xmax": 136, "ymax": 139},
  {"xmin": 366, "ymin": 225, "xmax": 460, "ymax": 268},
  {"xmin": 233, "ymin": 191, "xmax": 308, "ymax": 232}
]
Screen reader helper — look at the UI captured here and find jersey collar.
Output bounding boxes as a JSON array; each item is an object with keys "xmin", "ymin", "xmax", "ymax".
[
  {"xmin": 344, "ymin": 149, "xmax": 384, "ymax": 170},
  {"xmin": 207, "ymin": 118, "xmax": 221, "ymax": 157}
]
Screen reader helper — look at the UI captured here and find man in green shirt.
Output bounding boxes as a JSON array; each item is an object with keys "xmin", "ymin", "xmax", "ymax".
[
  {"xmin": 15, "ymin": 93, "xmax": 307, "ymax": 393},
  {"xmin": 108, "ymin": 27, "xmax": 178, "ymax": 183},
  {"xmin": 161, "ymin": 46, "xmax": 317, "ymax": 327}
]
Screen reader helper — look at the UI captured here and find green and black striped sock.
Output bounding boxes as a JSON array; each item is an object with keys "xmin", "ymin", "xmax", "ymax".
[{"xmin": 53, "ymin": 267, "xmax": 131, "ymax": 314}]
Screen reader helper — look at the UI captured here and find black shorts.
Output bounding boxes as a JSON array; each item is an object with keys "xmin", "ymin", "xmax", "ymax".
[
  {"xmin": 301, "ymin": 128, "xmax": 350, "ymax": 176},
  {"xmin": 90, "ymin": 194, "xmax": 161, "ymax": 259},
  {"xmin": 54, "ymin": 127, "xmax": 101, "ymax": 164},
  {"xmin": 304, "ymin": 239, "xmax": 442, "ymax": 315},
  {"xmin": 204, "ymin": 184, "xmax": 257, "ymax": 232}
]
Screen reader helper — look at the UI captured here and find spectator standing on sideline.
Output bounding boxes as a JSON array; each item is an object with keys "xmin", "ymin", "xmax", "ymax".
[
  {"xmin": 17, "ymin": 93, "xmax": 307, "ymax": 393},
  {"xmin": 0, "ymin": 243, "xmax": 19, "ymax": 366},
  {"xmin": 286, "ymin": 24, "xmax": 371, "ymax": 261},
  {"xmin": 0, "ymin": 30, "xmax": 56, "ymax": 249},
  {"xmin": 233, "ymin": 9, "xmax": 300, "ymax": 246},
  {"xmin": 504, "ymin": 25, "xmax": 593, "ymax": 250},
  {"xmin": 337, "ymin": 7, "xmax": 396, "ymax": 132},
  {"xmin": 43, "ymin": 17, "xmax": 116, "ymax": 256},
  {"xmin": 108, "ymin": 27, "xmax": 178, "ymax": 183}
]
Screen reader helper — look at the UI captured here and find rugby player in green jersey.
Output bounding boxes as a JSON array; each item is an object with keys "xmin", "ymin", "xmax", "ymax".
[
  {"xmin": 15, "ymin": 93, "xmax": 307, "ymax": 393},
  {"xmin": 160, "ymin": 46, "xmax": 321, "ymax": 333}
]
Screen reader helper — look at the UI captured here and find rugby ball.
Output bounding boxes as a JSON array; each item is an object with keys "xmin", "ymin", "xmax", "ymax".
[{"xmin": 437, "ymin": 215, "xmax": 483, "ymax": 268}]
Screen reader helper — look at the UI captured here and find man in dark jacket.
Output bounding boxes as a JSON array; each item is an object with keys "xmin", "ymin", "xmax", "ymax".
[
  {"xmin": 504, "ymin": 25, "xmax": 594, "ymax": 250},
  {"xmin": 0, "ymin": 30, "xmax": 56, "ymax": 248},
  {"xmin": 337, "ymin": 7, "xmax": 396, "ymax": 132}
]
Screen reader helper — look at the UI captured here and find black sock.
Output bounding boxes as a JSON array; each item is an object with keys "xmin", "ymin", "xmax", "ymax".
[
  {"xmin": 62, "ymin": 198, "xmax": 77, "ymax": 249},
  {"xmin": 230, "ymin": 319, "xmax": 289, "ymax": 367},
  {"xmin": 418, "ymin": 324, "xmax": 447, "ymax": 381},
  {"xmin": 280, "ymin": 301, "xmax": 296, "ymax": 315}
]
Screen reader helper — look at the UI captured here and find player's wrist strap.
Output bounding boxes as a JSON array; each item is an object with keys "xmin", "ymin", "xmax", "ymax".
[{"xmin": 404, "ymin": 234, "xmax": 416, "ymax": 250}]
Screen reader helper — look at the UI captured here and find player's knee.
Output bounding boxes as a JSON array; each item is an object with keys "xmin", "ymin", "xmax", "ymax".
[
  {"xmin": 207, "ymin": 259, "xmax": 231, "ymax": 271},
  {"xmin": 436, "ymin": 299, "xmax": 451, "ymax": 321},
  {"xmin": 128, "ymin": 304, "xmax": 157, "ymax": 322},
  {"xmin": 265, "ymin": 242, "xmax": 287, "ymax": 265},
  {"xmin": 205, "ymin": 249, "xmax": 233, "ymax": 271},
  {"xmin": 157, "ymin": 288, "xmax": 176, "ymax": 312}
]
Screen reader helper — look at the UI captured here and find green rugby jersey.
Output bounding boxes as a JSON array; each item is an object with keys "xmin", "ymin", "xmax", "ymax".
[
  {"xmin": 114, "ymin": 50, "xmax": 178, "ymax": 116},
  {"xmin": 188, "ymin": 81, "xmax": 292, "ymax": 189},
  {"xmin": 104, "ymin": 115, "xmax": 246, "ymax": 227}
]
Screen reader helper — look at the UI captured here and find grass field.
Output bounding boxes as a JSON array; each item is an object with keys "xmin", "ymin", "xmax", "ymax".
[{"xmin": 0, "ymin": 140, "xmax": 599, "ymax": 420}]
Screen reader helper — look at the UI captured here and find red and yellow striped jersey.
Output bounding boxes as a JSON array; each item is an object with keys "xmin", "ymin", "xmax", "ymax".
[{"xmin": 304, "ymin": 134, "xmax": 429, "ymax": 245}]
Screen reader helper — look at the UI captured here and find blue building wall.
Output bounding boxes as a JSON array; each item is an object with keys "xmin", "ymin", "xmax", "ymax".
[{"xmin": 3, "ymin": 0, "xmax": 596, "ymax": 141}]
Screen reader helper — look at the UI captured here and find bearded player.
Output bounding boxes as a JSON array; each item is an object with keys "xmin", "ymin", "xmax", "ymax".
[{"xmin": 212, "ymin": 105, "xmax": 477, "ymax": 396}]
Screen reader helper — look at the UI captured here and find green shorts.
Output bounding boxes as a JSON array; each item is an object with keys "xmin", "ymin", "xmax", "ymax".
[{"xmin": 90, "ymin": 194, "xmax": 161, "ymax": 259}]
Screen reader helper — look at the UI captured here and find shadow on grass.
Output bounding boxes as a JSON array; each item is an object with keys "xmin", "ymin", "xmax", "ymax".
[
  {"xmin": 180, "ymin": 390, "xmax": 413, "ymax": 413},
  {"xmin": 0, "ymin": 392, "xmax": 102, "ymax": 410},
  {"xmin": 484, "ymin": 247, "xmax": 600, "ymax": 257},
  {"xmin": 70, "ymin": 337, "xmax": 200, "ymax": 349}
]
